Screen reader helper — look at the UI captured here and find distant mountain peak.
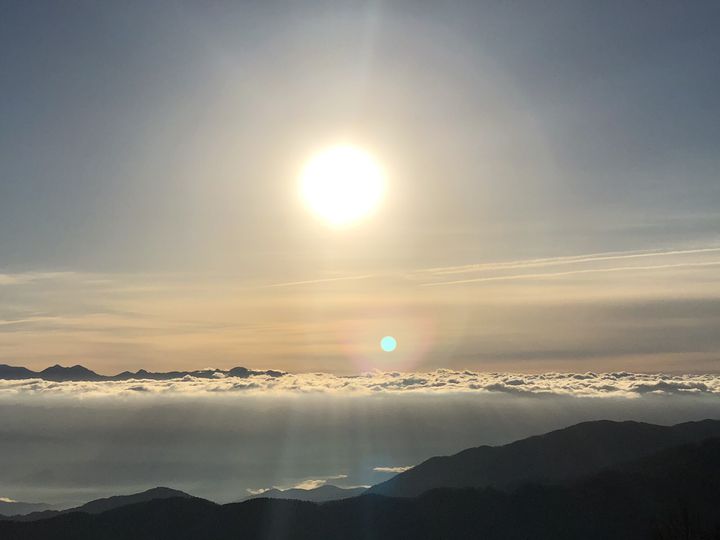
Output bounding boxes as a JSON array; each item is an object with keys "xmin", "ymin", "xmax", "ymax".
[
  {"xmin": 42, "ymin": 364, "xmax": 93, "ymax": 372},
  {"xmin": 244, "ymin": 484, "xmax": 367, "ymax": 503},
  {"xmin": 37, "ymin": 364, "xmax": 103, "ymax": 381},
  {"xmin": 367, "ymin": 418, "xmax": 720, "ymax": 498},
  {"xmin": 0, "ymin": 499, "xmax": 53, "ymax": 517},
  {"xmin": 136, "ymin": 487, "xmax": 187, "ymax": 497},
  {"xmin": 0, "ymin": 364, "xmax": 286, "ymax": 382}
]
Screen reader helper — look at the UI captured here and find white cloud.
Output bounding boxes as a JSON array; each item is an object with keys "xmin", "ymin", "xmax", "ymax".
[
  {"xmin": 289, "ymin": 474, "xmax": 348, "ymax": 490},
  {"xmin": 373, "ymin": 466, "xmax": 413, "ymax": 474},
  {"xmin": 290, "ymin": 479, "xmax": 329, "ymax": 490},
  {"xmin": 247, "ymin": 474, "xmax": 348, "ymax": 494},
  {"xmin": 246, "ymin": 488, "xmax": 270, "ymax": 495},
  {"xmin": 1, "ymin": 370, "xmax": 719, "ymax": 399}
]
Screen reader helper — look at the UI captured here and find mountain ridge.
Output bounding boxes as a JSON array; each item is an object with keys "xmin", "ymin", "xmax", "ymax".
[
  {"xmin": 244, "ymin": 485, "xmax": 367, "ymax": 503},
  {"xmin": 2, "ymin": 436, "xmax": 719, "ymax": 539},
  {"xmin": 0, "ymin": 501, "xmax": 53, "ymax": 518},
  {"xmin": 0, "ymin": 364, "xmax": 284, "ymax": 382},
  {"xmin": 367, "ymin": 418, "xmax": 720, "ymax": 497},
  {"xmin": 4, "ymin": 487, "xmax": 193, "ymax": 522}
]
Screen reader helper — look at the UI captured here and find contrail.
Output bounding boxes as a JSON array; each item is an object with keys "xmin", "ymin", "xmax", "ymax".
[
  {"xmin": 422, "ymin": 260, "xmax": 720, "ymax": 286},
  {"xmin": 261, "ymin": 246, "xmax": 720, "ymax": 289},
  {"xmin": 263, "ymin": 274, "xmax": 376, "ymax": 288},
  {"xmin": 416, "ymin": 246, "xmax": 720, "ymax": 277}
]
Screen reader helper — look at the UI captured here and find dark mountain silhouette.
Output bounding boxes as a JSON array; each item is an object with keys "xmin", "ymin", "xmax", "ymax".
[
  {"xmin": 244, "ymin": 485, "xmax": 367, "ymax": 503},
  {"xmin": 228, "ymin": 367, "xmax": 284, "ymax": 378},
  {"xmin": 0, "ymin": 364, "xmax": 285, "ymax": 382},
  {"xmin": 114, "ymin": 368, "xmax": 223, "ymax": 380},
  {"xmin": 1, "ymin": 436, "xmax": 719, "ymax": 539},
  {"xmin": 6, "ymin": 487, "xmax": 192, "ymax": 522},
  {"xmin": 367, "ymin": 418, "xmax": 720, "ymax": 497},
  {"xmin": 0, "ymin": 501, "xmax": 53, "ymax": 517},
  {"xmin": 0, "ymin": 364, "xmax": 37, "ymax": 379},
  {"xmin": 39, "ymin": 364, "xmax": 105, "ymax": 381},
  {"xmin": 71, "ymin": 487, "xmax": 192, "ymax": 514}
]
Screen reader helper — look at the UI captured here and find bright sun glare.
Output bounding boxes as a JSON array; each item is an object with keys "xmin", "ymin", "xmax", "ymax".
[{"xmin": 300, "ymin": 145, "xmax": 386, "ymax": 226}]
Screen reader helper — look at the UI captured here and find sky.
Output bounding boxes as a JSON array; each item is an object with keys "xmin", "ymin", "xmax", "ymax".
[
  {"xmin": 2, "ymin": 0, "xmax": 720, "ymax": 374},
  {"xmin": 2, "ymin": 0, "xmax": 720, "ymax": 509}
]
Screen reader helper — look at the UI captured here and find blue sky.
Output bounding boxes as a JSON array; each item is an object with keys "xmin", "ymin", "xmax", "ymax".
[{"xmin": 1, "ymin": 1, "xmax": 720, "ymax": 372}]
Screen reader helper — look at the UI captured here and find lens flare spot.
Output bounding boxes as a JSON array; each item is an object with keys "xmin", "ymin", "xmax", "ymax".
[{"xmin": 380, "ymin": 336, "xmax": 397, "ymax": 352}]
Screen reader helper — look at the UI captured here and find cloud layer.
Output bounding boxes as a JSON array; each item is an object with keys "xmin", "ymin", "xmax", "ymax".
[
  {"xmin": 373, "ymin": 466, "xmax": 413, "ymax": 474},
  {"xmin": 3, "ymin": 373, "xmax": 720, "ymax": 506},
  {"xmin": 2, "ymin": 370, "xmax": 719, "ymax": 399}
]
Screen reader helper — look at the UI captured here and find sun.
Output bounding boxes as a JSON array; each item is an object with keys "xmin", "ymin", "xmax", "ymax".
[{"xmin": 299, "ymin": 145, "xmax": 386, "ymax": 226}]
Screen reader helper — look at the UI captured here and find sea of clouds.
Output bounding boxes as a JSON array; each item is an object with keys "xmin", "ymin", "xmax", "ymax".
[
  {"xmin": 2, "ymin": 369, "xmax": 720, "ymax": 506},
  {"xmin": 1, "ymin": 369, "xmax": 719, "ymax": 398}
]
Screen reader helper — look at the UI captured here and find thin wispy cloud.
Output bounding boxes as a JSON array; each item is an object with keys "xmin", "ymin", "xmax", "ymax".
[
  {"xmin": 423, "ymin": 260, "xmax": 720, "ymax": 287},
  {"xmin": 2, "ymin": 244, "xmax": 719, "ymax": 374},
  {"xmin": 414, "ymin": 246, "xmax": 720, "ymax": 277},
  {"xmin": 0, "ymin": 271, "xmax": 78, "ymax": 286},
  {"xmin": 257, "ymin": 245, "xmax": 720, "ymax": 289},
  {"xmin": 262, "ymin": 274, "xmax": 376, "ymax": 288}
]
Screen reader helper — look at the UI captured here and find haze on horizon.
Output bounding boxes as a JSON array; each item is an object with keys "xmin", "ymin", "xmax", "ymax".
[
  {"xmin": 2, "ymin": 1, "xmax": 720, "ymax": 375},
  {"xmin": 4, "ymin": 1, "xmax": 720, "ymax": 518}
]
